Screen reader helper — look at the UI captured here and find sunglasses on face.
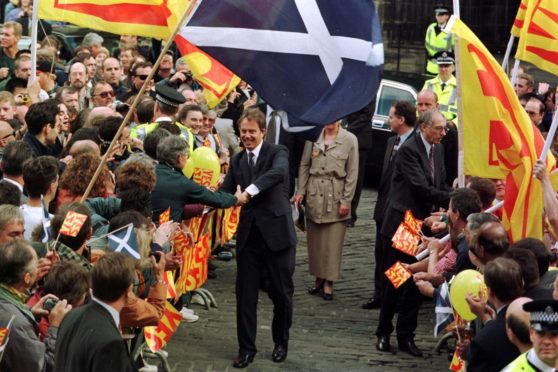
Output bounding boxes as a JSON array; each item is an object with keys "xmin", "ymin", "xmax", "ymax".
[
  {"xmin": 135, "ymin": 74, "xmax": 149, "ymax": 81},
  {"xmin": 96, "ymin": 91, "xmax": 115, "ymax": 98},
  {"xmin": 1, "ymin": 130, "xmax": 15, "ymax": 140}
]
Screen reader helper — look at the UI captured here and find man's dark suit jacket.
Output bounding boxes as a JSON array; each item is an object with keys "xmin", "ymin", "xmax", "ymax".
[
  {"xmin": 381, "ymin": 131, "xmax": 451, "ymax": 239},
  {"xmin": 221, "ymin": 141, "xmax": 297, "ymax": 253},
  {"xmin": 54, "ymin": 301, "xmax": 136, "ymax": 372},
  {"xmin": 467, "ymin": 305, "xmax": 520, "ymax": 372}
]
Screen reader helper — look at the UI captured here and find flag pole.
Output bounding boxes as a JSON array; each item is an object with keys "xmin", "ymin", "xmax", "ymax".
[
  {"xmin": 501, "ymin": 35, "xmax": 515, "ymax": 72},
  {"xmin": 30, "ymin": 0, "xmax": 40, "ymax": 83},
  {"xmin": 79, "ymin": 0, "xmax": 201, "ymax": 202},
  {"xmin": 539, "ymin": 114, "xmax": 558, "ymax": 162},
  {"xmin": 510, "ymin": 59, "xmax": 521, "ymax": 87},
  {"xmin": 451, "ymin": 1, "xmax": 464, "ymax": 187},
  {"xmin": 86, "ymin": 222, "xmax": 133, "ymax": 246}
]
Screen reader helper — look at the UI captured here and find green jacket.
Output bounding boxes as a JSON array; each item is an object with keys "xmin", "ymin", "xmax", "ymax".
[
  {"xmin": 152, "ymin": 163, "xmax": 237, "ymax": 222},
  {"xmin": 85, "ymin": 197, "xmax": 121, "ymax": 249}
]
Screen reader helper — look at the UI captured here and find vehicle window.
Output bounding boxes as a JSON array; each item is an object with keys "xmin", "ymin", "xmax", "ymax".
[{"xmin": 376, "ymin": 85, "xmax": 416, "ymax": 116}]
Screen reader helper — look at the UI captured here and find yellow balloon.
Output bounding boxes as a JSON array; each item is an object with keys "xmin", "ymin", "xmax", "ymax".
[
  {"xmin": 182, "ymin": 157, "xmax": 195, "ymax": 178},
  {"xmin": 449, "ymin": 269, "xmax": 488, "ymax": 321},
  {"xmin": 189, "ymin": 147, "xmax": 220, "ymax": 187}
]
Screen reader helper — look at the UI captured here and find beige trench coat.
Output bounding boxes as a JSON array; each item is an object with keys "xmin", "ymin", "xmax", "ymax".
[{"xmin": 297, "ymin": 127, "xmax": 359, "ymax": 223}]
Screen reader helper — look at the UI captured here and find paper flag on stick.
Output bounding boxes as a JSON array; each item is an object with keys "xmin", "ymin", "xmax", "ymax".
[
  {"xmin": 159, "ymin": 207, "xmax": 171, "ymax": 224},
  {"xmin": 108, "ymin": 224, "xmax": 140, "ymax": 259},
  {"xmin": 385, "ymin": 261, "xmax": 413, "ymax": 289},
  {"xmin": 404, "ymin": 210, "xmax": 423, "ymax": 235},
  {"xmin": 392, "ymin": 223, "xmax": 420, "ymax": 256},
  {"xmin": 59, "ymin": 211, "xmax": 88, "ymax": 237}
]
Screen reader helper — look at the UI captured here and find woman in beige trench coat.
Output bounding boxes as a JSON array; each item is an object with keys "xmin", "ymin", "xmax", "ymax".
[{"xmin": 292, "ymin": 121, "xmax": 359, "ymax": 300}]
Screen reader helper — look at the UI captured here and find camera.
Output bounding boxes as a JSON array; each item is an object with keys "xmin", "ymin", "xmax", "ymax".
[
  {"xmin": 43, "ymin": 298, "xmax": 59, "ymax": 311},
  {"xmin": 114, "ymin": 100, "xmax": 130, "ymax": 116}
]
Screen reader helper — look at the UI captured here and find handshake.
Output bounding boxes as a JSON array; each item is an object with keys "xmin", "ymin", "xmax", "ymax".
[{"xmin": 234, "ymin": 185, "xmax": 251, "ymax": 206}]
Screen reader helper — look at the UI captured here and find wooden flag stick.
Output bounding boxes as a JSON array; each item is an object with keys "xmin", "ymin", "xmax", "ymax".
[
  {"xmin": 80, "ymin": 0, "xmax": 201, "ymax": 202},
  {"xmin": 86, "ymin": 222, "xmax": 133, "ymax": 246}
]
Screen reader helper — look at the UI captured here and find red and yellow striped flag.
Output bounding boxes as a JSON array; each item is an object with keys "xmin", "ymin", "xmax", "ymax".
[
  {"xmin": 175, "ymin": 36, "xmax": 240, "ymax": 108},
  {"xmin": 144, "ymin": 301, "xmax": 182, "ymax": 352},
  {"xmin": 515, "ymin": 0, "xmax": 558, "ymax": 75},
  {"xmin": 511, "ymin": 0, "xmax": 529, "ymax": 37},
  {"xmin": 59, "ymin": 211, "xmax": 88, "ymax": 238},
  {"xmin": 447, "ymin": 16, "xmax": 555, "ymax": 241}
]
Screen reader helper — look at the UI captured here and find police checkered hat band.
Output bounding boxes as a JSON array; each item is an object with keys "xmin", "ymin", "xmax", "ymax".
[
  {"xmin": 156, "ymin": 94, "xmax": 180, "ymax": 108},
  {"xmin": 524, "ymin": 300, "xmax": 558, "ymax": 332}
]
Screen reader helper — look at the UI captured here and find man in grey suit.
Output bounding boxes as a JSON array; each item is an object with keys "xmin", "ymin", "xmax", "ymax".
[
  {"xmin": 362, "ymin": 101, "xmax": 416, "ymax": 310},
  {"xmin": 375, "ymin": 109, "xmax": 451, "ymax": 357},
  {"xmin": 221, "ymin": 108, "xmax": 297, "ymax": 369}
]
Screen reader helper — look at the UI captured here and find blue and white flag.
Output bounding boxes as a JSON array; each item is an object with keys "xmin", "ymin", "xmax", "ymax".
[
  {"xmin": 434, "ymin": 282, "xmax": 454, "ymax": 337},
  {"xmin": 181, "ymin": 0, "xmax": 384, "ymax": 128},
  {"xmin": 40, "ymin": 195, "xmax": 51, "ymax": 243},
  {"xmin": 107, "ymin": 223, "xmax": 140, "ymax": 259}
]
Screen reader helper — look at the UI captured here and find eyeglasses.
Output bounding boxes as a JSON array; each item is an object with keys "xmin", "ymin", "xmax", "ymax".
[
  {"xmin": 0, "ymin": 130, "xmax": 15, "ymax": 140},
  {"xmin": 431, "ymin": 125, "xmax": 449, "ymax": 132},
  {"xmin": 526, "ymin": 110, "xmax": 539, "ymax": 116},
  {"xmin": 135, "ymin": 74, "xmax": 149, "ymax": 81},
  {"xmin": 95, "ymin": 91, "xmax": 115, "ymax": 98}
]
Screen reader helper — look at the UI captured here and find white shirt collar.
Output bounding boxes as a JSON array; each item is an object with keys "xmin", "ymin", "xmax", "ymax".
[
  {"xmin": 419, "ymin": 132, "xmax": 433, "ymax": 156},
  {"xmin": 247, "ymin": 141, "xmax": 263, "ymax": 162},
  {"xmin": 91, "ymin": 295, "xmax": 120, "ymax": 329},
  {"xmin": 2, "ymin": 178, "xmax": 23, "ymax": 192},
  {"xmin": 155, "ymin": 116, "xmax": 173, "ymax": 123},
  {"xmin": 527, "ymin": 348, "xmax": 555, "ymax": 372}
]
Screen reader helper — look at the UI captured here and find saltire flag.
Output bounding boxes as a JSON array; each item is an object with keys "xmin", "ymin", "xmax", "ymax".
[
  {"xmin": 159, "ymin": 207, "xmax": 171, "ymax": 224},
  {"xmin": 446, "ymin": 16, "xmax": 555, "ymax": 241},
  {"xmin": 515, "ymin": 0, "xmax": 558, "ymax": 75},
  {"xmin": 511, "ymin": 0, "xmax": 529, "ymax": 37},
  {"xmin": 38, "ymin": 0, "xmax": 188, "ymax": 40},
  {"xmin": 384, "ymin": 261, "xmax": 412, "ymax": 289},
  {"xmin": 144, "ymin": 301, "xmax": 182, "ymax": 352},
  {"xmin": 40, "ymin": 195, "xmax": 51, "ymax": 243},
  {"xmin": 107, "ymin": 223, "xmax": 140, "ymax": 259},
  {"xmin": 59, "ymin": 211, "xmax": 88, "ymax": 238},
  {"xmin": 434, "ymin": 282, "xmax": 454, "ymax": 337},
  {"xmin": 180, "ymin": 0, "xmax": 384, "ymax": 130},
  {"xmin": 174, "ymin": 36, "xmax": 241, "ymax": 109}
]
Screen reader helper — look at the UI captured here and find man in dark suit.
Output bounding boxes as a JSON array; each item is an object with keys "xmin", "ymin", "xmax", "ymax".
[
  {"xmin": 54, "ymin": 253, "xmax": 138, "ymax": 372},
  {"xmin": 376, "ymin": 109, "xmax": 451, "ymax": 356},
  {"xmin": 362, "ymin": 100, "xmax": 416, "ymax": 310},
  {"xmin": 221, "ymin": 108, "xmax": 297, "ymax": 368},
  {"xmin": 467, "ymin": 257, "xmax": 522, "ymax": 371}
]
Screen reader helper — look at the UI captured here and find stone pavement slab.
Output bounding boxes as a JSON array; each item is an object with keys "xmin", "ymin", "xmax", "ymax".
[{"xmin": 166, "ymin": 188, "xmax": 453, "ymax": 371}]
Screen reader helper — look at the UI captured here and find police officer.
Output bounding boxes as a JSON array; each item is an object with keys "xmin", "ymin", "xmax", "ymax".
[
  {"xmin": 422, "ymin": 51, "xmax": 458, "ymax": 122},
  {"xmin": 502, "ymin": 300, "xmax": 558, "ymax": 371},
  {"xmin": 425, "ymin": 5, "xmax": 454, "ymax": 76},
  {"xmin": 130, "ymin": 84, "xmax": 195, "ymax": 155}
]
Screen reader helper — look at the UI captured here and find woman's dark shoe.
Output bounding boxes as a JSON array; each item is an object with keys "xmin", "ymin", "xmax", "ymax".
[
  {"xmin": 322, "ymin": 292, "xmax": 333, "ymax": 301},
  {"xmin": 307, "ymin": 287, "xmax": 322, "ymax": 295}
]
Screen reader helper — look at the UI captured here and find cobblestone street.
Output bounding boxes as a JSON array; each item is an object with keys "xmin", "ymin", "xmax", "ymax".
[{"xmin": 167, "ymin": 187, "xmax": 451, "ymax": 371}]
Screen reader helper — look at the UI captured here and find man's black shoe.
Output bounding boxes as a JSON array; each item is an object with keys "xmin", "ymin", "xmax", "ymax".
[
  {"xmin": 346, "ymin": 219, "xmax": 355, "ymax": 227},
  {"xmin": 376, "ymin": 335, "xmax": 390, "ymax": 352},
  {"xmin": 361, "ymin": 297, "xmax": 381, "ymax": 310},
  {"xmin": 398, "ymin": 339, "xmax": 423, "ymax": 357},
  {"xmin": 271, "ymin": 345, "xmax": 288, "ymax": 363},
  {"xmin": 232, "ymin": 352, "xmax": 256, "ymax": 368}
]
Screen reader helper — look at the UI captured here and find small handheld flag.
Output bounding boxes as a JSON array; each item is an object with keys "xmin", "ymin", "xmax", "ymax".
[
  {"xmin": 108, "ymin": 224, "xmax": 140, "ymax": 259},
  {"xmin": 59, "ymin": 211, "xmax": 88, "ymax": 238}
]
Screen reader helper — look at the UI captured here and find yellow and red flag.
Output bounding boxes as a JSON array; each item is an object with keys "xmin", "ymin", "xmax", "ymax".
[
  {"xmin": 174, "ymin": 36, "xmax": 240, "ymax": 108},
  {"xmin": 163, "ymin": 271, "xmax": 177, "ymax": 300},
  {"xmin": 144, "ymin": 301, "xmax": 182, "ymax": 352},
  {"xmin": 171, "ymin": 229, "xmax": 192, "ymax": 298},
  {"xmin": 159, "ymin": 207, "xmax": 171, "ymax": 224},
  {"xmin": 384, "ymin": 261, "xmax": 413, "ymax": 289},
  {"xmin": 38, "ymin": 0, "xmax": 188, "ymax": 40},
  {"xmin": 219, "ymin": 206, "xmax": 240, "ymax": 244},
  {"xmin": 511, "ymin": 0, "xmax": 530, "ymax": 37},
  {"xmin": 449, "ymin": 350, "xmax": 465, "ymax": 372},
  {"xmin": 515, "ymin": 0, "xmax": 558, "ymax": 75},
  {"xmin": 403, "ymin": 210, "xmax": 423, "ymax": 236},
  {"xmin": 59, "ymin": 211, "xmax": 88, "ymax": 237},
  {"xmin": 391, "ymin": 223, "xmax": 420, "ymax": 256},
  {"xmin": 447, "ymin": 16, "xmax": 555, "ymax": 241}
]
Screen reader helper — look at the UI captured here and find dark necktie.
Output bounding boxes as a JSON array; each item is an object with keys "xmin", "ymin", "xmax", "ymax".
[
  {"xmin": 429, "ymin": 145, "xmax": 435, "ymax": 183},
  {"xmin": 390, "ymin": 136, "xmax": 400, "ymax": 160},
  {"xmin": 266, "ymin": 115, "xmax": 277, "ymax": 144},
  {"xmin": 248, "ymin": 152, "xmax": 255, "ymax": 181},
  {"xmin": 441, "ymin": 82, "xmax": 446, "ymax": 91}
]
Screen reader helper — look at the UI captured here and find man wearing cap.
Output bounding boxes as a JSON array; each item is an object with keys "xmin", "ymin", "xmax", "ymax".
[
  {"xmin": 422, "ymin": 52, "xmax": 458, "ymax": 122},
  {"xmin": 502, "ymin": 299, "xmax": 558, "ymax": 371},
  {"xmin": 130, "ymin": 85, "xmax": 195, "ymax": 156},
  {"xmin": 425, "ymin": 5, "xmax": 454, "ymax": 76}
]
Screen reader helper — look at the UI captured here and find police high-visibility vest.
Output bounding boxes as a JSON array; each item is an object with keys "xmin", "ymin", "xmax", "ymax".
[
  {"xmin": 501, "ymin": 351, "xmax": 540, "ymax": 372},
  {"xmin": 425, "ymin": 23, "xmax": 455, "ymax": 75},
  {"xmin": 422, "ymin": 75, "xmax": 458, "ymax": 121},
  {"xmin": 130, "ymin": 121, "xmax": 194, "ymax": 156}
]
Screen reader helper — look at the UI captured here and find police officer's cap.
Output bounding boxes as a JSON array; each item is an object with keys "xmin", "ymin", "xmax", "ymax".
[
  {"xmin": 435, "ymin": 51, "xmax": 455, "ymax": 65},
  {"xmin": 155, "ymin": 85, "xmax": 185, "ymax": 108},
  {"xmin": 524, "ymin": 300, "xmax": 558, "ymax": 333},
  {"xmin": 434, "ymin": 5, "xmax": 451, "ymax": 15}
]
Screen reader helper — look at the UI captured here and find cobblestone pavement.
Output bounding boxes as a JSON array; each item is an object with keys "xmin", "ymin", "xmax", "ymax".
[{"xmin": 167, "ymin": 188, "xmax": 452, "ymax": 371}]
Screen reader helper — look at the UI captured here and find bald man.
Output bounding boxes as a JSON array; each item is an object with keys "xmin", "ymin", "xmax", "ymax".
[
  {"xmin": 0, "ymin": 120, "xmax": 15, "ymax": 149},
  {"xmin": 69, "ymin": 140, "xmax": 101, "ymax": 157},
  {"xmin": 506, "ymin": 297, "xmax": 533, "ymax": 353}
]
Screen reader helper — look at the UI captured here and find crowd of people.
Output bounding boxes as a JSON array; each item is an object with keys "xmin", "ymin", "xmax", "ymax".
[{"xmin": 1, "ymin": 3, "xmax": 558, "ymax": 371}]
